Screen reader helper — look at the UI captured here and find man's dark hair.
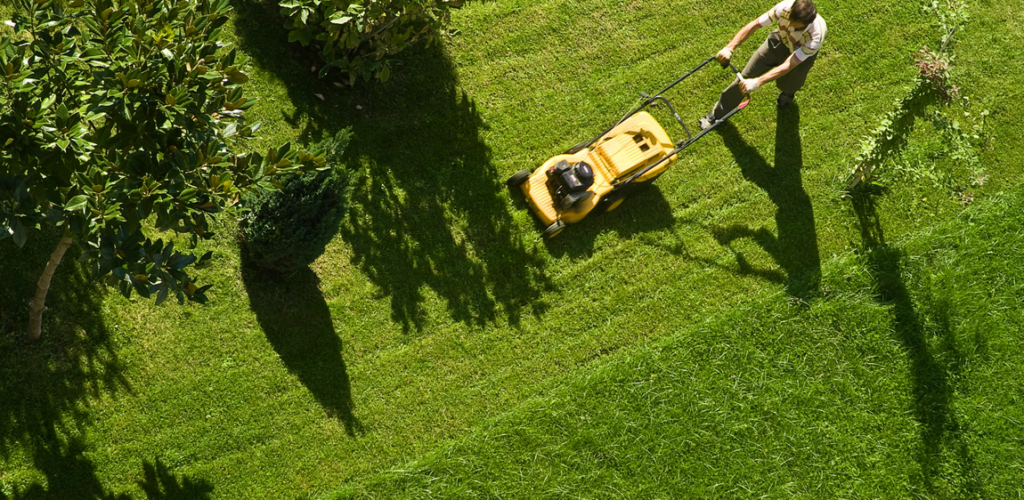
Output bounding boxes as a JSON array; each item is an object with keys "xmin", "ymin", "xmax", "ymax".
[{"xmin": 791, "ymin": 0, "xmax": 818, "ymax": 25}]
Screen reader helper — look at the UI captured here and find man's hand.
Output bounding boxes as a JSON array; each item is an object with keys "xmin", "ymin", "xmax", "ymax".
[
  {"xmin": 738, "ymin": 75, "xmax": 761, "ymax": 94},
  {"xmin": 716, "ymin": 47, "xmax": 733, "ymax": 65}
]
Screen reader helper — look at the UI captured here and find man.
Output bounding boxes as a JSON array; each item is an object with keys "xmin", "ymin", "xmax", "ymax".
[{"xmin": 700, "ymin": 0, "xmax": 827, "ymax": 130}]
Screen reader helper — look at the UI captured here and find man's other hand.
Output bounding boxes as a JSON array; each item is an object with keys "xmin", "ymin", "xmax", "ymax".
[
  {"xmin": 739, "ymin": 76, "xmax": 761, "ymax": 94},
  {"xmin": 716, "ymin": 47, "xmax": 733, "ymax": 65}
]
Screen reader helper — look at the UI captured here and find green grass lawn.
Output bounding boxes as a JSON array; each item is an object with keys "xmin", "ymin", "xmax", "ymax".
[
  {"xmin": 2, "ymin": 0, "xmax": 1022, "ymax": 498},
  {"xmin": 349, "ymin": 186, "xmax": 1024, "ymax": 499}
]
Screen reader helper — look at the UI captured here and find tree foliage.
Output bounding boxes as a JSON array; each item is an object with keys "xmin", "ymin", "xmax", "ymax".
[
  {"xmin": 239, "ymin": 130, "xmax": 352, "ymax": 273},
  {"xmin": 278, "ymin": 0, "xmax": 466, "ymax": 83},
  {"xmin": 0, "ymin": 0, "xmax": 325, "ymax": 317}
]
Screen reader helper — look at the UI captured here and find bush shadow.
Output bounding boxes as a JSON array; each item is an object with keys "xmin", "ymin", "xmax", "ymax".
[
  {"xmin": 136, "ymin": 458, "xmax": 214, "ymax": 500},
  {"xmin": 851, "ymin": 193, "xmax": 984, "ymax": 496},
  {"xmin": 230, "ymin": 0, "xmax": 551, "ymax": 333},
  {"xmin": 240, "ymin": 257, "xmax": 361, "ymax": 435},
  {"xmin": 708, "ymin": 104, "xmax": 822, "ymax": 301}
]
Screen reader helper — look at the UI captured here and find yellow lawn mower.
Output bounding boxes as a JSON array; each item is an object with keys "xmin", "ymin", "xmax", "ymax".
[{"xmin": 507, "ymin": 56, "xmax": 749, "ymax": 238}]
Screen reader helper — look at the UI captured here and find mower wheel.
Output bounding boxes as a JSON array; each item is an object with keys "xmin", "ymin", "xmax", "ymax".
[
  {"xmin": 506, "ymin": 169, "xmax": 531, "ymax": 188},
  {"xmin": 596, "ymin": 192, "xmax": 625, "ymax": 213},
  {"xmin": 543, "ymin": 220, "xmax": 567, "ymax": 239}
]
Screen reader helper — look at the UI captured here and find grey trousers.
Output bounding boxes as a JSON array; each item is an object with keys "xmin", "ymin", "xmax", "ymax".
[{"xmin": 711, "ymin": 31, "xmax": 817, "ymax": 120}]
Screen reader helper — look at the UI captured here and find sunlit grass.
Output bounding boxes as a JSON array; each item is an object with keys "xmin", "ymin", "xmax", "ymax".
[{"xmin": 0, "ymin": 0, "xmax": 1021, "ymax": 498}]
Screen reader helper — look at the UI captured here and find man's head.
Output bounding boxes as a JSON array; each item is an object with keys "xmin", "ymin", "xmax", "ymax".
[{"xmin": 790, "ymin": 0, "xmax": 818, "ymax": 29}]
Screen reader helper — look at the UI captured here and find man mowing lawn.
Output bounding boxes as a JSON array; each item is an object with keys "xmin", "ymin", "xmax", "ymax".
[{"xmin": 700, "ymin": 0, "xmax": 826, "ymax": 130}]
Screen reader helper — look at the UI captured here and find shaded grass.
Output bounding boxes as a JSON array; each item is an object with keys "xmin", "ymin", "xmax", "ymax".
[
  {"xmin": 0, "ymin": 0, "xmax": 1022, "ymax": 498},
  {"xmin": 351, "ymin": 186, "xmax": 1024, "ymax": 499}
]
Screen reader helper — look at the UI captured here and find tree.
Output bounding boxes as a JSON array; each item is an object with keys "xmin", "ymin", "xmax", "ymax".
[
  {"xmin": 0, "ymin": 0, "xmax": 326, "ymax": 339},
  {"xmin": 278, "ymin": 0, "xmax": 467, "ymax": 83}
]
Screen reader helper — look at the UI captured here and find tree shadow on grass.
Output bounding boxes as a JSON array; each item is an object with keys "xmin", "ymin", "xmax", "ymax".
[
  {"xmin": 230, "ymin": 0, "xmax": 551, "ymax": 333},
  {"xmin": 709, "ymin": 104, "xmax": 821, "ymax": 301},
  {"xmin": 0, "ymin": 230, "xmax": 129, "ymax": 457},
  {"xmin": 136, "ymin": 458, "xmax": 214, "ymax": 500},
  {"xmin": 1, "ymin": 234, "xmax": 207, "ymax": 499},
  {"xmin": 851, "ymin": 194, "xmax": 984, "ymax": 497},
  {"xmin": 240, "ymin": 258, "xmax": 361, "ymax": 435},
  {"xmin": 0, "ymin": 438, "xmax": 213, "ymax": 500}
]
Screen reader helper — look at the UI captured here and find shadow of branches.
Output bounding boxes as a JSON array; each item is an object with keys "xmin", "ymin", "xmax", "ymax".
[
  {"xmin": 0, "ymin": 230, "xmax": 129, "ymax": 457},
  {"xmin": 710, "ymin": 104, "xmax": 821, "ymax": 301},
  {"xmin": 2, "ymin": 234, "xmax": 207, "ymax": 499},
  {"xmin": 851, "ymin": 193, "xmax": 984, "ymax": 496},
  {"xmin": 136, "ymin": 458, "xmax": 214, "ymax": 500},
  {"xmin": 0, "ymin": 440, "xmax": 213, "ymax": 500},
  {"xmin": 231, "ymin": 0, "xmax": 551, "ymax": 333}
]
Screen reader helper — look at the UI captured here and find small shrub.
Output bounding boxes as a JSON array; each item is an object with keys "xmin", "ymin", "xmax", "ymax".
[
  {"xmin": 278, "ymin": 0, "xmax": 466, "ymax": 83},
  {"xmin": 240, "ymin": 130, "xmax": 354, "ymax": 273}
]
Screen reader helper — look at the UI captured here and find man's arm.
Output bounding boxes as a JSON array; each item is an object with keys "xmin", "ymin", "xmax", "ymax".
[
  {"xmin": 738, "ymin": 53, "xmax": 802, "ymax": 94},
  {"xmin": 716, "ymin": 19, "xmax": 763, "ymax": 64},
  {"xmin": 755, "ymin": 52, "xmax": 801, "ymax": 85}
]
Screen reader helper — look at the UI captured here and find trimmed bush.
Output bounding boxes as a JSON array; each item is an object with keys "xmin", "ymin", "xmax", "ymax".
[
  {"xmin": 240, "ymin": 130, "xmax": 353, "ymax": 273},
  {"xmin": 278, "ymin": 0, "xmax": 466, "ymax": 83}
]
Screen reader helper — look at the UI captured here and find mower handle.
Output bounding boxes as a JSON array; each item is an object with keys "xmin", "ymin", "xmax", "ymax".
[
  {"xmin": 570, "ymin": 56, "xmax": 743, "ymax": 154},
  {"xmin": 613, "ymin": 97, "xmax": 749, "ymax": 189},
  {"xmin": 720, "ymin": 58, "xmax": 741, "ymax": 75}
]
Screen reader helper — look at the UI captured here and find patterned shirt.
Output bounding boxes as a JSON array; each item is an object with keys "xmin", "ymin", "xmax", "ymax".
[{"xmin": 757, "ymin": 0, "xmax": 827, "ymax": 62}]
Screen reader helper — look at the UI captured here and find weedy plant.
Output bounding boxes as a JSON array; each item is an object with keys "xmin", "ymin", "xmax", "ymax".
[{"xmin": 845, "ymin": 0, "xmax": 985, "ymax": 198}]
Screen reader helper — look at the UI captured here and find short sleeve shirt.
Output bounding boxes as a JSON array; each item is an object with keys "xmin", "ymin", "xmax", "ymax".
[{"xmin": 757, "ymin": 0, "xmax": 827, "ymax": 61}]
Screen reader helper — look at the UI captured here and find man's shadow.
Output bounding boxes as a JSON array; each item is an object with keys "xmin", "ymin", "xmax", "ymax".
[{"xmin": 711, "ymin": 104, "xmax": 821, "ymax": 301}]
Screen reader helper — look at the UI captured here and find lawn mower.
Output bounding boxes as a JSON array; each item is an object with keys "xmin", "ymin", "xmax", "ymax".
[{"xmin": 507, "ymin": 55, "xmax": 750, "ymax": 238}]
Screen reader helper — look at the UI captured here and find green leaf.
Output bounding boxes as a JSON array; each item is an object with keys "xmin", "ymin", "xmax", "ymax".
[
  {"xmin": 380, "ymin": 64, "xmax": 390, "ymax": 82},
  {"xmin": 65, "ymin": 194, "xmax": 89, "ymax": 211},
  {"xmin": 226, "ymin": 70, "xmax": 249, "ymax": 85},
  {"xmin": 155, "ymin": 285, "xmax": 169, "ymax": 306},
  {"xmin": 330, "ymin": 13, "xmax": 354, "ymax": 25},
  {"xmin": 12, "ymin": 220, "xmax": 27, "ymax": 248},
  {"xmin": 56, "ymin": 103, "xmax": 69, "ymax": 122}
]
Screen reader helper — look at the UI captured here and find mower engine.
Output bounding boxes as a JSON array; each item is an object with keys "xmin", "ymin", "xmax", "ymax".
[{"xmin": 546, "ymin": 160, "xmax": 595, "ymax": 210}]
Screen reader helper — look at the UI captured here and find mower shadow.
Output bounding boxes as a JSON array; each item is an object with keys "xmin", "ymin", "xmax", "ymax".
[
  {"xmin": 231, "ymin": 0, "xmax": 551, "ymax": 333},
  {"xmin": 240, "ymin": 259, "xmax": 362, "ymax": 436},
  {"xmin": 539, "ymin": 185, "xmax": 676, "ymax": 259},
  {"xmin": 709, "ymin": 104, "xmax": 822, "ymax": 301}
]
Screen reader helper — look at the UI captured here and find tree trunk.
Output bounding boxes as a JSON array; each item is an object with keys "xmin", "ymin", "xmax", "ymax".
[{"xmin": 28, "ymin": 233, "xmax": 74, "ymax": 340}]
